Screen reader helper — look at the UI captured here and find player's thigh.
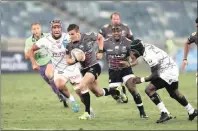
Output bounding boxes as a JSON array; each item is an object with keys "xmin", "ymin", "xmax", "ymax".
[
  {"xmin": 67, "ymin": 66, "xmax": 83, "ymax": 90},
  {"xmin": 54, "ymin": 70, "xmax": 68, "ymax": 87},
  {"xmin": 146, "ymin": 78, "xmax": 165, "ymax": 95},
  {"xmin": 45, "ymin": 63, "xmax": 54, "ymax": 79},
  {"xmin": 121, "ymin": 67, "xmax": 136, "ymax": 88},
  {"xmin": 81, "ymin": 64, "xmax": 101, "ymax": 86},
  {"xmin": 109, "ymin": 69, "xmax": 122, "ymax": 88},
  {"xmin": 165, "ymin": 81, "xmax": 180, "ymax": 97}
]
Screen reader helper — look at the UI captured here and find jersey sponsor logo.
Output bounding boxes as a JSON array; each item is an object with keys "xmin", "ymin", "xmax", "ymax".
[
  {"xmin": 122, "ymin": 46, "xmax": 127, "ymax": 52},
  {"xmin": 52, "ymin": 52, "xmax": 65, "ymax": 57},
  {"xmin": 58, "ymin": 71, "xmax": 64, "ymax": 74},
  {"xmin": 107, "ymin": 49, "xmax": 113, "ymax": 52},
  {"xmin": 69, "ymin": 75, "xmax": 81, "ymax": 80}
]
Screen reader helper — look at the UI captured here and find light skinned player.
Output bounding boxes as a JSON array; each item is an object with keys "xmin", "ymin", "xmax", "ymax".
[
  {"xmin": 29, "ymin": 20, "xmax": 79, "ymax": 112},
  {"xmin": 24, "ymin": 22, "xmax": 68, "ymax": 107}
]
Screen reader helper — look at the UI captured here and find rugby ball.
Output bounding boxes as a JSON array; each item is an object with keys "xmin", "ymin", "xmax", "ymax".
[{"xmin": 71, "ymin": 48, "xmax": 86, "ymax": 62}]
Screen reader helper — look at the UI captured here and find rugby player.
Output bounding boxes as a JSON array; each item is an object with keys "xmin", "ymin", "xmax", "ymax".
[
  {"xmin": 29, "ymin": 20, "xmax": 79, "ymax": 112},
  {"xmin": 129, "ymin": 39, "xmax": 197, "ymax": 123},
  {"xmin": 103, "ymin": 24, "xmax": 148, "ymax": 118},
  {"xmin": 24, "ymin": 22, "xmax": 68, "ymax": 107},
  {"xmin": 99, "ymin": 12, "xmax": 134, "ymax": 102},
  {"xmin": 66, "ymin": 24, "xmax": 123, "ymax": 120},
  {"xmin": 181, "ymin": 18, "xmax": 197, "ymax": 85}
]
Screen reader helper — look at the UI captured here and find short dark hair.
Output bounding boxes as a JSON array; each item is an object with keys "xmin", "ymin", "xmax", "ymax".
[
  {"xmin": 31, "ymin": 22, "xmax": 41, "ymax": 27},
  {"xmin": 196, "ymin": 18, "xmax": 198, "ymax": 23},
  {"xmin": 67, "ymin": 24, "xmax": 79, "ymax": 32},
  {"xmin": 110, "ymin": 12, "xmax": 120, "ymax": 19}
]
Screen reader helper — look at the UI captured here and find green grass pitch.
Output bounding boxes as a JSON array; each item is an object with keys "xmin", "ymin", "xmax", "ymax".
[{"xmin": 1, "ymin": 72, "xmax": 197, "ymax": 130}]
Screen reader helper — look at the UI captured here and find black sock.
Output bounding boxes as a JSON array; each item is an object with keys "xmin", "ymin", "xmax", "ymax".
[
  {"xmin": 59, "ymin": 90, "xmax": 69, "ymax": 98},
  {"xmin": 149, "ymin": 93, "xmax": 162, "ymax": 105},
  {"xmin": 103, "ymin": 88, "xmax": 120, "ymax": 96},
  {"xmin": 174, "ymin": 96, "xmax": 188, "ymax": 107},
  {"xmin": 122, "ymin": 86, "xmax": 126, "ymax": 94},
  {"xmin": 81, "ymin": 92, "xmax": 90, "ymax": 114},
  {"xmin": 132, "ymin": 93, "xmax": 145, "ymax": 114}
]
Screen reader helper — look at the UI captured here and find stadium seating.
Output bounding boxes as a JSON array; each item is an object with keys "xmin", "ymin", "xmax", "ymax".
[{"xmin": 1, "ymin": 1, "xmax": 196, "ymax": 40}]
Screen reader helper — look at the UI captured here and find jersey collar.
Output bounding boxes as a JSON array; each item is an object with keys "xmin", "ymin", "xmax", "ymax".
[{"xmin": 32, "ymin": 33, "xmax": 44, "ymax": 42}]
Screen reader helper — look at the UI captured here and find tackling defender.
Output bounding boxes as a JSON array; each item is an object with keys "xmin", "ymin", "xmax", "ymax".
[
  {"xmin": 181, "ymin": 18, "xmax": 197, "ymax": 85},
  {"xmin": 29, "ymin": 20, "xmax": 79, "ymax": 112},
  {"xmin": 24, "ymin": 22, "xmax": 68, "ymax": 107},
  {"xmin": 102, "ymin": 24, "xmax": 148, "ymax": 118},
  {"xmin": 66, "ymin": 24, "xmax": 123, "ymax": 120},
  {"xmin": 129, "ymin": 39, "xmax": 197, "ymax": 123}
]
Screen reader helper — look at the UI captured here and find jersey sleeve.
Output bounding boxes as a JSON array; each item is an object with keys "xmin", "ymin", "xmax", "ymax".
[
  {"xmin": 99, "ymin": 27, "xmax": 106, "ymax": 37},
  {"xmin": 24, "ymin": 39, "xmax": 32, "ymax": 53},
  {"xmin": 103, "ymin": 39, "xmax": 108, "ymax": 52},
  {"xmin": 187, "ymin": 32, "xmax": 196, "ymax": 44},
  {"xmin": 65, "ymin": 44, "xmax": 72, "ymax": 55},
  {"xmin": 143, "ymin": 51, "xmax": 159, "ymax": 67}
]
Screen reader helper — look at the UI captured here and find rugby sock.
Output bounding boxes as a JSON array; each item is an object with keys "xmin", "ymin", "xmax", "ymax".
[
  {"xmin": 49, "ymin": 79, "xmax": 59, "ymax": 94},
  {"xmin": 122, "ymin": 86, "xmax": 126, "ymax": 94},
  {"xmin": 157, "ymin": 102, "xmax": 170, "ymax": 114},
  {"xmin": 185, "ymin": 103, "xmax": 195, "ymax": 115},
  {"xmin": 102, "ymin": 88, "xmax": 120, "ymax": 96},
  {"xmin": 68, "ymin": 95, "xmax": 76, "ymax": 103},
  {"xmin": 149, "ymin": 92, "xmax": 161, "ymax": 105},
  {"xmin": 81, "ymin": 91, "xmax": 90, "ymax": 114},
  {"xmin": 149, "ymin": 93, "xmax": 170, "ymax": 114},
  {"xmin": 132, "ymin": 93, "xmax": 144, "ymax": 114}
]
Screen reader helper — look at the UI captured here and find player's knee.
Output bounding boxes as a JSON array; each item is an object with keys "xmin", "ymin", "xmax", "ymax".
[{"xmin": 55, "ymin": 79, "xmax": 65, "ymax": 89}]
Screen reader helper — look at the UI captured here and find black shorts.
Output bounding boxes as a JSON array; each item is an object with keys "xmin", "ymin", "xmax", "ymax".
[
  {"xmin": 109, "ymin": 67, "xmax": 134, "ymax": 87},
  {"xmin": 151, "ymin": 78, "xmax": 178, "ymax": 91},
  {"xmin": 81, "ymin": 63, "xmax": 101, "ymax": 80}
]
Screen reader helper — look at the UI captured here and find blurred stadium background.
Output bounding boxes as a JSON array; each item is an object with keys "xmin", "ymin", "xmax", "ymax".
[{"xmin": 1, "ymin": 1, "xmax": 197, "ymax": 130}]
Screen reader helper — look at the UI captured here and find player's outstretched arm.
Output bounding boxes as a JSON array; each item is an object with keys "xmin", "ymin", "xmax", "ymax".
[
  {"xmin": 181, "ymin": 40, "xmax": 190, "ymax": 71},
  {"xmin": 134, "ymin": 64, "xmax": 160, "ymax": 84},
  {"xmin": 96, "ymin": 33, "xmax": 104, "ymax": 60},
  {"xmin": 29, "ymin": 44, "xmax": 40, "ymax": 70}
]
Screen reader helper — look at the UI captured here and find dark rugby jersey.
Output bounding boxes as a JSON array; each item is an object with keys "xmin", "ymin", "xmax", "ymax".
[
  {"xmin": 99, "ymin": 23, "xmax": 133, "ymax": 40},
  {"xmin": 66, "ymin": 32, "xmax": 98, "ymax": 69},
  {"xmin": 187, "ymin": 32, "xmax": 197, "ymax": 45},
  {"xmin": 103, "ymin": 36, "xmax": 131, "ymax": 70}
]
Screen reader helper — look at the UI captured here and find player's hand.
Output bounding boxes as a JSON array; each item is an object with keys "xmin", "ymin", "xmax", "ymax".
[
  {"xmin": 181, "ymin": 59, "xmax": 188, "ymax": 72},
  {"xmin": 133, "ymin": 77, "xmax": 142, "ymax": 84},
  {"xmin": 97, "ymin": 53, "xmax": 103, "ymax": 60},
  {"xmin": 32, "ymin": 63, "xmax": 40, "ymax": 70},
  {"xmin": 119, "ymin": 61, "xmax": 130, "ymax": 68}
]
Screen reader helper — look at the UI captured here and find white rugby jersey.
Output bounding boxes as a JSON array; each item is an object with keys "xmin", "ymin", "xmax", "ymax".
[
  {"xmin": 36, "ymin": 33, "xmax": 71, "ymax": 71},
  {"xmin": 142, "ymin": 43, "xmax": 179, "ymax": 84}
]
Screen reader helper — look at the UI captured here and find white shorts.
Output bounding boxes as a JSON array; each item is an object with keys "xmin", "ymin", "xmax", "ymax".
[{"xmin": 54, "ymin": 63, "xmax": 82, "ymax": 86}]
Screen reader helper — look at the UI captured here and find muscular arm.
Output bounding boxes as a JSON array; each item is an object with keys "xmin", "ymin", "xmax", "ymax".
[
  {"xmin": 183, "ymin": 40, "xmax": 191, "ymax": 60},
  {"xmin": 96, "ymin": 33, "xmax": 104, "ymax": 60},
  {"xmin": 29, "ymin": 44, "xmax": 40, "ymax": 65},
  {"xmin": 134, "ymin": 64, "xmax": 160, "ymax": 84},
  {"xmin": 24, "ymin": 50, "xmax": 30, "ymax": 59}
]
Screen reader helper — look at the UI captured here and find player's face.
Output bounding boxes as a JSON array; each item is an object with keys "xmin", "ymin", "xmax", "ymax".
[
  {"xmin": 112, "ymin": 28, "xmax": 122, "ymax": 40},
  {"xmin": 51, "ymin": 24, "xmax": 62, "ymax": 38},
  {"xmin": 31, "ymin": 24, "xmax": 42, "ymax": 37},
  {"xmin": 68, "ymin": 29, "xmax": 80, "ymax": 42},
  {"xmin": 111, "ymin": 14, "xmax": 120, "ymax": 25},
  {"xmin": 129, "ymin": 51, "xmax": 138, "ymax": 60}
]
